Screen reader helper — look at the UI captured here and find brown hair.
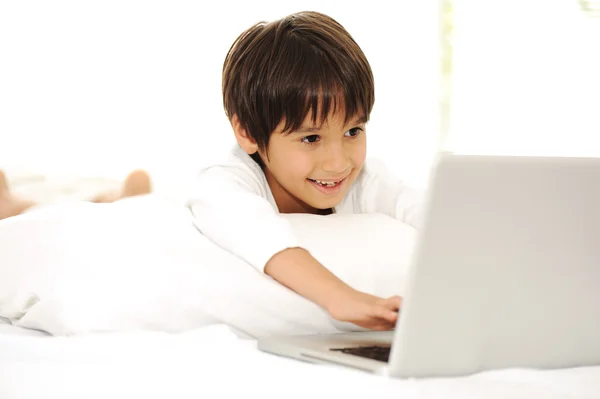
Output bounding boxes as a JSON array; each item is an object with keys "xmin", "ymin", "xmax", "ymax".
[{"xmin": 222, "ymin": 11, "xmax": 375, "ymax": 164}]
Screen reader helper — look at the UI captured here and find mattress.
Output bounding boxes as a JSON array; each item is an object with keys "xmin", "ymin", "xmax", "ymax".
[{"xmin": 1, "ymin": 324, "xmax": 600, "ymax": 399}]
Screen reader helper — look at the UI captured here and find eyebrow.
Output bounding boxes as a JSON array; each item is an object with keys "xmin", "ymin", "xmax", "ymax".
[{"xmin": 294, "ymin": 115, "xmax": 368, "ymax": 134}]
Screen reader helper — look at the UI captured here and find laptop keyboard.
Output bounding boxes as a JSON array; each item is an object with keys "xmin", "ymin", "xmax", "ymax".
[{"xmin": 330, "ymin": 345, "xmax": 391, "ymax": 363}]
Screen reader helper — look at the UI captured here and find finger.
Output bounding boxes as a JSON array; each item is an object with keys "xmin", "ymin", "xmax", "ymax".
[
  {"xmin": 369, "ymin": 323, "xmax": 393, "ymax": 331},
  {"xmin": 375, "ymin": 307, "xmax": 399, "ymax": 325},
  {"xmin": 373, "ymin": 317, "xmax": 397, "ymax": 331},
  {"xmin": 383, "ymin": 296, "xmax": 402, "ymax": 311}
]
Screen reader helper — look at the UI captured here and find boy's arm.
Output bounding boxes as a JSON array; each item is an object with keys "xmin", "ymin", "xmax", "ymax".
[
  {"xmin": 188, "ymin": 166, "xmax": 300, "ymax": 274},
  {"xmin": 265, "ymin": 248, "xmax": 401, "ymax": 329},
  {"xmin": 188, "ymin": 166, "xmax": 400, "ymax": 330}
]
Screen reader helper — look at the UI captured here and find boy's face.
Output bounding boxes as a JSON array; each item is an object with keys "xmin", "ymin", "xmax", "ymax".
[{"xmin": 259, "ymin": 111, "xmax": 367, "ymax": 214}]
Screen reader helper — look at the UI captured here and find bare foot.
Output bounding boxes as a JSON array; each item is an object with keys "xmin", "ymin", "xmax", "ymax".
[
  {"xmin": 91, "ymin": 169, "xmax": 152, "ymax": 203},
  {"xmin": 0, "ymin": 170, "xmax": 37, "ymax": 220}
]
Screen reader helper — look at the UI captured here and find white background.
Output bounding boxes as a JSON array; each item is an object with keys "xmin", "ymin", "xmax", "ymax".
[
  {"xmin": 449, "ymin": 0, "xmax": 600, "ymax": 157},
  {"xmin": 1, "ymin": 0, "xmax": 598, "ymax": 196}
]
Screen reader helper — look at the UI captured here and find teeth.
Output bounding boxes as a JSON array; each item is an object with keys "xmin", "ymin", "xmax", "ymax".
[{"xmin": 311, "ymin": 179, "xmax": 340, "ymax": 187}]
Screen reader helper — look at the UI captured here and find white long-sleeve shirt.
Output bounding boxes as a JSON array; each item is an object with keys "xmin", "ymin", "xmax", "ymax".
[{"xmin": 187, "ymin": 145, "xmax": 423, "ymax": 273}]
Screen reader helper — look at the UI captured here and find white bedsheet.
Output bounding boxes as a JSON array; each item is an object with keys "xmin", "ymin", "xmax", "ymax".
[
  {"xmin": 2, "ymin": 325, "xmax": 600, "ymax": 399},
  {"xmin": 0, "ymin": 316, "xmax": 49, "ymax": 337}
]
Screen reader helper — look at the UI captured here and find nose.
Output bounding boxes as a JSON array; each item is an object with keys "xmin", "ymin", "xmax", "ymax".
[{"xmin": 321, "ymin": 143, "xmax": 350, "ymax": 174}]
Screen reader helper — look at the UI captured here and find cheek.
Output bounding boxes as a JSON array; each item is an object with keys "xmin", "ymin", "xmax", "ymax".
[
  {"xmin": 276, "ymin": 151, "xmax": 313, "ymax": 179},
  {"xmin": 352, "ymin": 140, "xmax": 367, "ymax": 168},
  {"xmin": 293, "ymin": 155, "xmax": 316, "ymax": 179}
]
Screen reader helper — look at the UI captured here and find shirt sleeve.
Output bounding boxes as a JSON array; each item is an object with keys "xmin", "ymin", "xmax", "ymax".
[
  {"xmin": 186, "ymin": 165, "xmax": 301, "ymax": 273},
  {"xmin": 356, "ymin": 159, "xmax": 425, "ymax": 229}
]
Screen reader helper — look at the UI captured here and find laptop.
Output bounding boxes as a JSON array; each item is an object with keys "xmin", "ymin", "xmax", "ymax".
[{"xmin": 257, "ymin": 153, "xmax": 600, "ymax": 378}]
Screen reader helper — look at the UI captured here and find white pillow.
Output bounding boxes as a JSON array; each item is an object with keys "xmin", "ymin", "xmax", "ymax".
[{"xmin": 0, "ymin": 195, "xmax": 417, "ymax": 337}]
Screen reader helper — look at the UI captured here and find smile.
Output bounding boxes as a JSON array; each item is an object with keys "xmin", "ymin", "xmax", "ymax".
[{"xmin": 307, "ymin": 178, "xmax": 344, "ymax": 187}]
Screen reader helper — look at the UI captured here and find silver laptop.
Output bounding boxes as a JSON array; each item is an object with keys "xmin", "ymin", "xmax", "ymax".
[{"xmin": 258, "ymin": 153, "xmax": 600, "ymax": 378}]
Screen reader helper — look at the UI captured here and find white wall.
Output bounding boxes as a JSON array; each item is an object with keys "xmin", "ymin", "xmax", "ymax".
[
  {"xmin": 0, "ymin": 1, "xmax": 441, "ymax": 194},
  {"xmin": 448, "ymin": 0, "xmax": 600, "ymax": 156}
]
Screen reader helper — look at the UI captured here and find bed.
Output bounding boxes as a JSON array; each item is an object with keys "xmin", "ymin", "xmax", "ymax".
[
  {"xmin": 2, "ymin": 316, "xmax": 600, "ymax": 399},
  {"xmin": 2, "ymin": 172, "xmax": 600, "ymax": 399}
]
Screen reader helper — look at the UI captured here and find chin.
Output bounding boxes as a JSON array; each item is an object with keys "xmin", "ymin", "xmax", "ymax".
[
  {"xmin": 311, "ymin": 198, "xmax": 344, "ymax": 210},
  {"xmin": 302, "ymin": 189, "xmax": 348, "ymax": 211}
]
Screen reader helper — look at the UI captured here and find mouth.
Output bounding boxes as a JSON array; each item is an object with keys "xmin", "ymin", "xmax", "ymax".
[
  {"xmin": 307, "ymin": 174, "xmax": 350, "ymax": 194},
  {"xmin": 307, "ymin": 177, "xmax": 345, "ymax": 187}
]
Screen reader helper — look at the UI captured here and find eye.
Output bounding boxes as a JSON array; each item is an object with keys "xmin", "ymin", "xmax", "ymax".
[
  {"xmin": 345, "ymin": 127, "xmax": 364, "ymax": 138},
  {"xmin": 301, "ymin": 135, "xmax": 321, "ymax": 144}
]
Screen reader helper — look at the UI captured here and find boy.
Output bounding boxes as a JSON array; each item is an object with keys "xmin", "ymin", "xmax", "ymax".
[
  {"xmin": 1, "ymin": 11, "xmax": 423, "ymax": 332},
  {"xmin": 187, "ymin": 11, "xmax": 423, "ymax": 331}
]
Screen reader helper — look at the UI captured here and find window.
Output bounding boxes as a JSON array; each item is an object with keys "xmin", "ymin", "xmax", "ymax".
[{"xmin": 579, "ymin": 0, "xmax": 600, "ymax": 17}]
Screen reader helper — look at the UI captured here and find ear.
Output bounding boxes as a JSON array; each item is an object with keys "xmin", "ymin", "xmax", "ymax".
[{"xmin": 231, "ymin": 115, "xmax": 259, "ymax": 155}]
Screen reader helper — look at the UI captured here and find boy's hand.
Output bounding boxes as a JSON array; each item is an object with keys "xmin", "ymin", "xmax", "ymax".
[
  {"xmin": 265, "ymin": 247, "xmax": 401, "ymax": 331},
  {"xmin": 326, "ymin": 292, "xmax": 401, "ymax": 331}
]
